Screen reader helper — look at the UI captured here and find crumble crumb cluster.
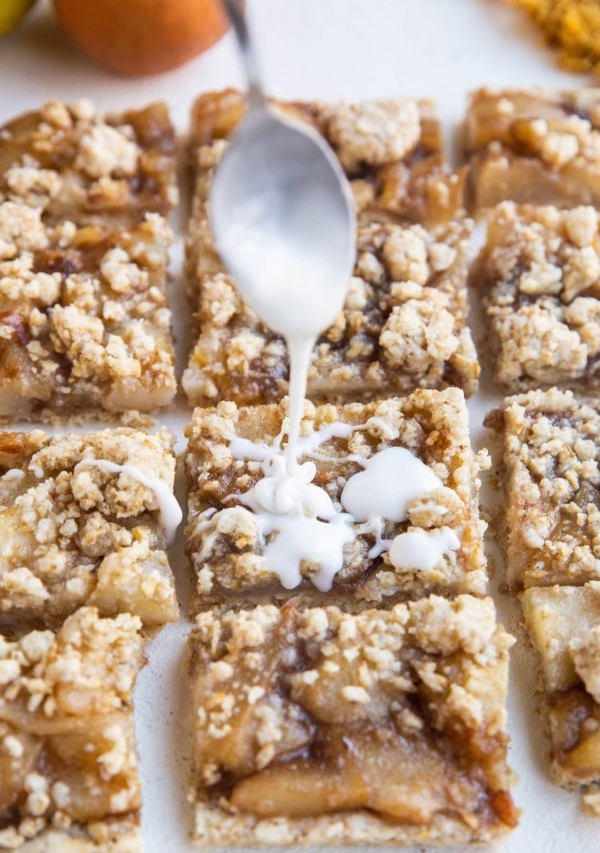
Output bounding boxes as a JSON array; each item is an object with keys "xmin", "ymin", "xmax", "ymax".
[
  {"xmin": 183, "ymin": 89, "xmax": 478, "ymax": 407},
  {"xmin": 476, "ymin": 202, "xmax": 600, "ymax": 393},
  {"xmin": 185, "ymin": 389, "xmax": 488, "ymax": 609},
  {"xmin": 0, "ymin": 201, "xmax": 176, "ymax": 416},
  {"xmin": 188, "ymin": 597, "xmax": 517, "ymax": 846},
  {"xmin": 0, "ymin": 607, "xmax": 143, "ymax": 851},
  {"xmin": 0, "ymin": 427, "xmax": 179, "ymax": 630},
  {"xmin": 0, "ymin": 99, "xmax": 178, "ymax": 227},
  {"xmin": 465, "ymin": 88, "xmax": 600, "ymax": 211}
]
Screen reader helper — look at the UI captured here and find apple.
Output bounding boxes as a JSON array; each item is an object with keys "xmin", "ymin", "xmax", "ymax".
[
  {"xmin": 52, "ymin": 0, "xmax": 231, "ymax": 76},
  {"xmin": 0, "ymin": 0, "xmax": 36, "ymax": 38}
]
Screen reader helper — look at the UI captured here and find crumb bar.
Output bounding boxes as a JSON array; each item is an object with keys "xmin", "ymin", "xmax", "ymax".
[
  {"xmin": 521, "ymin": 584, "xmax": 600, "ymax": 794},
  {"xmin": 0, "ymin": 427, "xmax": 179, "ymax": 630},
  {"xmin": 183, "ymin": 89, "xmax": 478, "ymax": 407},
  {"xmin": 465, "ymin": 87, "xmax": 600, "ymax": 211},
  {"xmin": 0, "ymin": 99, "xmax": 178, "ymax": 227},
  {"xmin": 486, "ymin": 388, "xmax": 600, "ymax": 590},
  {"xmin": 475, "ymin": 202, "xmax": 600, "ymax": 392},
  {"xmin": 184, "ymin": 217, "xmax": 478, "ymax": 407},
  {"xmin": 0, "ymin": 202, "xmax": 176, "ymax": 416},
  {"xmin": 0, "ymin": 607, "xmax": 143, "ymax": 852},
  {"xmin": 188, "ymin": 89, "xmax": 466, "ymax": 229},
  {"xmin": 188, "ymin": 597, "xmax": 517, "ymax": 846},
  {"xmin": 185, "ymin": 388, "xmax": 488, "ymax": 609}
]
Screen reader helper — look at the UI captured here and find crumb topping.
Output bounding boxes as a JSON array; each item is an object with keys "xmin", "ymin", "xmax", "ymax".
[
  {"xmin": 496, "ymin": 389, "xmax": 600, "ymax": 588},
  {"xmin": 480, "ymin": 202, "xmax": 600, "ymax": 390},
  {"xmin": 467, "ymin": 88, "xmax": 600, "ymax": 169},
  {"xmin": 322, "ymin": 99, "xmax": 421, "ymax": 170},
  {"xmin": 0, "ymin": 201, "xmax": 176, "ymax": 415},
  {"xmin": 0, "ymin": 99, "xmax": 178, "ymax": 226},
  {"xmin": 0, "ymin": 427, "xmax": 178, "ymax": 627}
]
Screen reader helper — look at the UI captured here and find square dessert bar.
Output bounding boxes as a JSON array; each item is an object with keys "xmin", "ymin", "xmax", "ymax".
[
  {"xmin": 188, "ymin": 597, "xmax": 517, "ymax": 846},
  {"xmin": 522, "ymin": 583, "xmax": 600, "ymax": 809},
  {"xmin": 475, "ymin": 202, "xmax": 600, "ymax": 393},
  {"xmin": 0, "ymin": 201, "xmax": 176, "ymax": 416},
  {"xmin": 486, "ymin": 388, "xmax": 600, "ymax": 590},
  {"xmin": 188, "ymin": 89, "xmax": 467, "ymax": 230},
  {"xmin": 465, "ymin": 87, "xmax": 600, "ymax": 211},
  {"xmin": 185, "ymin": 388, "xmax": 488, "ymax": 609},
  {"xmin": 184, "ymin": 216, "xmax": 478, "ymax": 407},
  {"xmin": 0, "ymin": 99, "xmax": 178, "ymax": 227},
  {"xmin": 0, "ymin": 607, "xmax": 143, "ymax": 851},
  {"xmin": 183, "ymin": 90, "xmax": 477, "ymax": 408},
  {"xmin": 0, "ymin": 427, "xmax": 179, "ymax": 631}
]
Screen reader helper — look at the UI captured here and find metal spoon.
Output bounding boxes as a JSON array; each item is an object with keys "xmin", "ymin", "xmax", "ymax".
[{"xmin": 210, "ymin": 0, "xmax": 357, "ymax": 343}]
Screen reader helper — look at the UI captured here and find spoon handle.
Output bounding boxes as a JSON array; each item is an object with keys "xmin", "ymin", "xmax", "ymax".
[{"xmin": 222, "ymin": 0, "xmax": 267, "ymax": 111}]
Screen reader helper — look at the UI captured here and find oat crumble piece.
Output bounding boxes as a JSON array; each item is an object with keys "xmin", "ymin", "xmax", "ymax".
[
  {"xmin": 187, "ymin": 597, "xmax": 517, "ymax": 846},
  {"xmin": 0, "ymin": 607, "xmax": 143, "ymax": 851},
  {"xmin": 183, "ymin": 90, "xmax": 478, "ymax": 407},
  {"xmin": 521, "ymin": 583, "xmax": 600, "ymax": 795},
  {"xmin": 185, "ymin": 388, "xmax": 488, "ymax": 609},
  {"xmin": 475, "ymin": 202, "xmax": 600, "ymax": 392},
  {"xmin": 465, "ymin": 88, "xmax": 600, "ymax": 211},
  {"xmin": 486, "ymin": 388, "xmax": 600, "ymax": 590},
  {"xmin": 0, "ymin": 202, "xmax": 176, "ymax": 416},
  {"xmin": 0, "ymin": 427, "xmax": 179, "ymax": 630},
  {"xmin": 0, "ymin": 99, "xmax": 177, "ymax": 227}
]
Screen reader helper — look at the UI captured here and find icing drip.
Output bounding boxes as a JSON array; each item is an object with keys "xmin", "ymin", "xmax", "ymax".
[
  {"xmin": 234, "ymin": 452, "xmax": 353, "ymax": 591},
  {"xmin": 389, "ymin": 528, "xmax": 460, "ymax": 573},
  {"xmin": 340, "ymin": 447, "xmax": 443, "ymax": 523},
  {"xmin": 74, "ymin": 458, "xmax": 182, "ymax": 543},
  {"xmin": 3, "ymin": 469, "xmax": 25, "ymax": 481}
]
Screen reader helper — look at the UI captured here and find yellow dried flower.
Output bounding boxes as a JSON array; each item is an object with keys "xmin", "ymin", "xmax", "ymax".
[{"xmin": 508, "ymin": 0, "xmax": 600, "ymax": 74}]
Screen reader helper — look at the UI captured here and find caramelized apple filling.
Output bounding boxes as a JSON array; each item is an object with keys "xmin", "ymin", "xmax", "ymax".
[
  {"xmin": 0, "ymin": 427, "xmax": 179, "ymax": 629},
  {"xmin": 487, "ymin": 389, "xmax": 600, "ymax": 589},
  {"xmin": 522, "ymin": 583, "xmax": 600, "ymax": 792},
  {"xmin": 0, "ymin": 607, "xmax": 143, "ymax": 850},
  {"xmin": 189, "ymin": 598, "xmax": 517, "ymax": 846}
]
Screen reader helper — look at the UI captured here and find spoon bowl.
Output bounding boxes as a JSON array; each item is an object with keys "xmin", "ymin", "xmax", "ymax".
[{"xmin": 209, "ymin": 104, "xmax": 356, "ymax": 340}]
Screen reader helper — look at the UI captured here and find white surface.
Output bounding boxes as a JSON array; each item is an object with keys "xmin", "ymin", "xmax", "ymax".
[{"xmin": 1, "ymin": 1, "xmax": 599, "ymax": 851}]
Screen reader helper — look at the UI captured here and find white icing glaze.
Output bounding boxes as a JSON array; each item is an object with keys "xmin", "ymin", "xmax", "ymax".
[
  {"xmin": 74, "ymin": 458, "xmax": 182, "ymax": 543},
  {"xmin": 215, "ymin": 420, "xmax": 459, "ymax": 592},
  {"xmin": 3, "ymin": 469, "xmax": 25, "ymax": 481},
  {"xmin": 340, "ymin": 447, "xmax": 443, "ymax": 522},
  {"xmin": 231, "ymin": 451, "xmax": 352, "ymax": 591},
  {"xmin": 389, "ymin": 527, "xmax": 460, "ymax": 572}
]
